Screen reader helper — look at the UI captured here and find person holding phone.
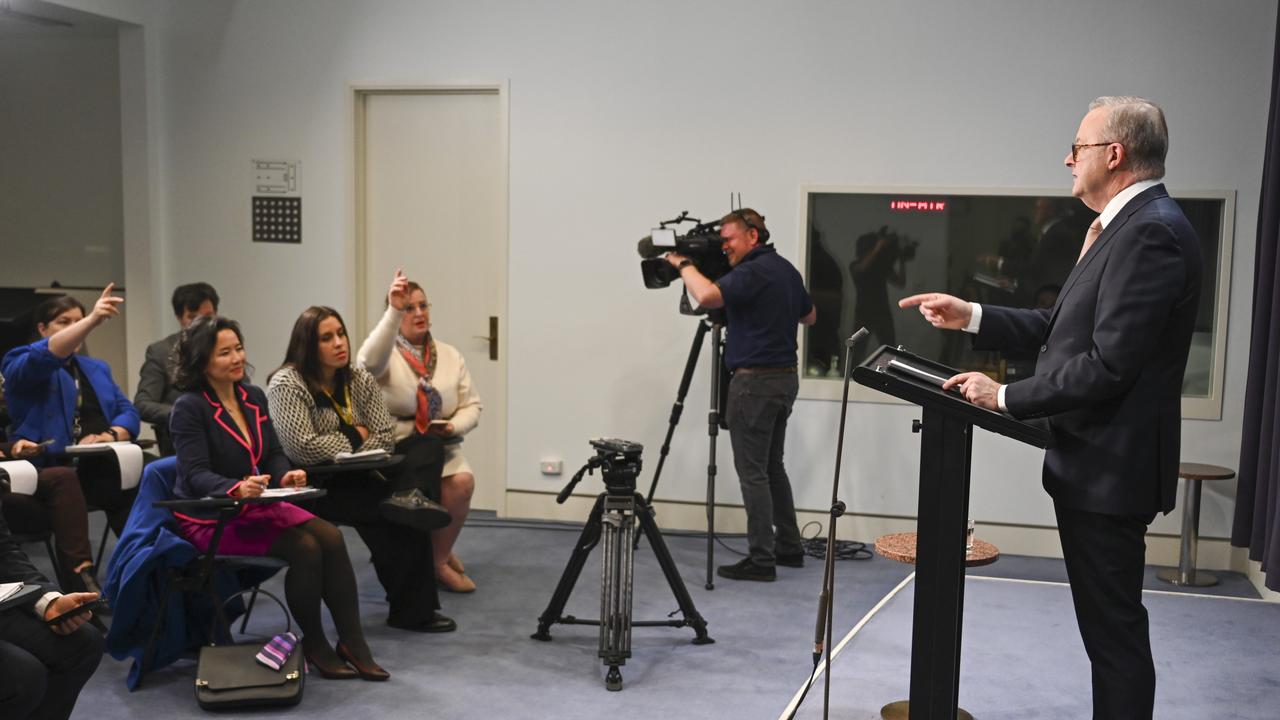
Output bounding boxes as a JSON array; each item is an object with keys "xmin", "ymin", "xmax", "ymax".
[
  {"xmin": 1, "ymin": 287, "xmax": 142, "ymax": 598},
  {"xmin": 359, "ymin": 271, "xmax": 483, "ymax": 593},
  {"xmin": 267, "ymin": 305, "xmax": 456, "ymax": 633},
  {"xmin": 169, "ymin": 315, "xmax": 387, "ymax": 680},
  {"xmin": 0, "ymin": 430, "xmax": 102, "ymax": 597},
  {"xmin": 0, "ymin": 496, "xmax": 103, "ymax": 720}
]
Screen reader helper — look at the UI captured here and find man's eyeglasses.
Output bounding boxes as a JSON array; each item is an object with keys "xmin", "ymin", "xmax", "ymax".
[{"xmin": 1070, "ymin": 141, "xmax": 1116, "ymax": 163}]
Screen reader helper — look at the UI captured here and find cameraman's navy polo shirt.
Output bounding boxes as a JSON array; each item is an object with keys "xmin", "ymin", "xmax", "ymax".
[{"xmin": 714, "ymin": 244, "xmax": 813, "ymax": 371}]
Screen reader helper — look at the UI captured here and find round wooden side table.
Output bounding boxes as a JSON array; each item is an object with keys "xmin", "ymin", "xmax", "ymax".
[{"xmin": 1157, "ymin": 462, "xmax": 1235, "ymax": 587}]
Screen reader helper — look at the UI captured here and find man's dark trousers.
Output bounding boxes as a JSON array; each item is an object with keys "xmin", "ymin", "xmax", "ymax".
[
  {"xmin": 726, "ymin": 370, "xmax": 803, "ymax": 567},
  {"xmin": 1055, "ymin": 503, "xmax": 1156, "ymax": 719},
  {"xmin": 0, "ymin": 612, "xmax": 103, "ymax": 720}
]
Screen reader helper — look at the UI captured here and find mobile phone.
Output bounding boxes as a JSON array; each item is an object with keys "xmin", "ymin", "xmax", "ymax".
[
  {"xmin": 12, "ymin": 439, "xmax": 52, "ymax": 458},
  {"xmin": 44, "ymin": 598, "xmax": 104, "ymax": 626}
]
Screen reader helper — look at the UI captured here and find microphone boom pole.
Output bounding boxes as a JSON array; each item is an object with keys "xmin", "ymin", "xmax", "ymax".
[{"xmin": 804, "ymin": 326, "xmax": 869, "ymax": 719}]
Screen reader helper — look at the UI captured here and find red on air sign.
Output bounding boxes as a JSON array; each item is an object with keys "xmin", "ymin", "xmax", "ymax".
[{"xmin": 889, "ymin": 200, "xmax": 947, "ymax": 212}]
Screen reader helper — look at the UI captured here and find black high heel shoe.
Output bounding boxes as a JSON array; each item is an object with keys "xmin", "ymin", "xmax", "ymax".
[{"xmin": 336, "ymin": 643, "xmax": 390, "ymax": 682}]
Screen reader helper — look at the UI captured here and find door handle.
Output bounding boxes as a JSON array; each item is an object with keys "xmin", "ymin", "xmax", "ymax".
[{"xmin": 473, "ymin": 316, "xmax": 498, "ymax": 360}]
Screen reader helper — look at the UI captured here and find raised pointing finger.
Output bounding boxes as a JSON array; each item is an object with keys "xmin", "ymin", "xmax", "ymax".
[{"xmin": 898, "ymin": 293, "xmax": 937, "ymax": 309}]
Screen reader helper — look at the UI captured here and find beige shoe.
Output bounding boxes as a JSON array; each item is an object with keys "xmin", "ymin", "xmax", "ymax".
[
  {"xmin": 446, "ymin": 553, "xmax": 465, "ymax": 574},
  {"xmin": 437, "ymin": 564, "xmax": 476, "ymax": 593}
]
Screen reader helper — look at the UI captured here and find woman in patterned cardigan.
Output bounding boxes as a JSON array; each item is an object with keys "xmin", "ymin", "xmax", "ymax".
[{"xmin": 267, "ymin": 306, "xmax": 456, "ymax": 633}]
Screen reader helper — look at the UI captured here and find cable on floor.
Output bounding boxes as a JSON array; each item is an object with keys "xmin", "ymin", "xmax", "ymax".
[{"xmin": 799, "ymin": 520, "xmax": 873, "ymax": 561}]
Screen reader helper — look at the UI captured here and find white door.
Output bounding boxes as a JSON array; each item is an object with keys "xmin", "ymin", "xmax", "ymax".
[{"xmin": 357, "ymin": 88, "xmax": 508, "ymax": 514}]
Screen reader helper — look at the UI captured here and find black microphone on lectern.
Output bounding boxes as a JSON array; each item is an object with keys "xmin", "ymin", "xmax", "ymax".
[{"xmin": 845, "ymin": 326, "xmax": 870, "ymax": 348}]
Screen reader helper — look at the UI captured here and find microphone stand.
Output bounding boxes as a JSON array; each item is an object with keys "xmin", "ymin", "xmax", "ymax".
[{"xmin": 794, "ymin": 327, "xmax": 868, "ymax": 720}]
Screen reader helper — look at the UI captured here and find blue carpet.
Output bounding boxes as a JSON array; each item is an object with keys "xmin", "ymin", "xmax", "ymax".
[
  {"xmin": 794, "ymin": 575, "xmax": 1280, "ymax": 719},
  {"xmin": 44, "ymin": 512, "xmax": 1280, "ymax": 719},
  {"xmin": 75, "ymin": 517, "xmax": 911, "ymax": 719}
]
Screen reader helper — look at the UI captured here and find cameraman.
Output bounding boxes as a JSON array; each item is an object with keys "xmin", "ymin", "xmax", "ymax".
[{"xmin": 664, "ymin": 208, "xmax": 816, "ymax": 582}]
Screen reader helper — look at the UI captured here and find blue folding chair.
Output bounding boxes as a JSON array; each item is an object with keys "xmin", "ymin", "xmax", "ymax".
[{"xmin": 103, "ymin": 457, "xmax": 287, "ymax": 689}]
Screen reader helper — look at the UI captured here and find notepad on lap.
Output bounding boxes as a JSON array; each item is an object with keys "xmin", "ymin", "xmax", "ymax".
[
  {"xmin": 259, "ymin": 487, "xmax": 315, "ymax": 498},
  {"xmin": 0, "ymin": 582, "xmax": 24, "ymax": 603},
  {"xmin": 334, "ymin": 449, "xmax": 389, "ymax": 463}
]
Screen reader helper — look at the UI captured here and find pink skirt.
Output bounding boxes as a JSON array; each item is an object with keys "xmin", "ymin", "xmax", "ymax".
[{"xmin": 176, "ymin": 502, "xmax": 315, "ymax": 556}]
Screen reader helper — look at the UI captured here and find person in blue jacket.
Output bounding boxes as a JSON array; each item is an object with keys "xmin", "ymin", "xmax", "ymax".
[{"xmin": 1, "ymin": 285, "xmax": 141, "ymax": 592}]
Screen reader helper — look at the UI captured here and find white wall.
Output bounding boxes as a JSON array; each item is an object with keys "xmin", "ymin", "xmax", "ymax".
[{"xmin": 58, "ymin": 0, "xmax": 1276, "ymax": 541}]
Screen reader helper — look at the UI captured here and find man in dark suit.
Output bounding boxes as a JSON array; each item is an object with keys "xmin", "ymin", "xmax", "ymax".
[
  {"xmin": 0, "ymin": 497, "xmax": 104, "ymax": 720},
  {"xmin": 133, "ymin": 282, "xmax": 219, "ymax": 454},
  {"xmin": 900, "ymin": 96, "xmax": 1202, "ymax": 719}
]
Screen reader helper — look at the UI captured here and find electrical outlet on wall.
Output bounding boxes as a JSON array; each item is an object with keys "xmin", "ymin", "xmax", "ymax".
[{"xmin": 540, "ymin": 458, "xmax": 563, "ymax": 476}]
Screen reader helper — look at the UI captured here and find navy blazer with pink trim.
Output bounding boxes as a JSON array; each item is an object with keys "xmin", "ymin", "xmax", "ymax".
[{"xmin": 170, "ymin": 382, "xmax": 293, "ymax": 516}]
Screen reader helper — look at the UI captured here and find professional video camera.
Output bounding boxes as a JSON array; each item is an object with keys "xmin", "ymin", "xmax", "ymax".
[{"xmin": 636, "ymin": 212, "xmax": 732, "ymax": 289}]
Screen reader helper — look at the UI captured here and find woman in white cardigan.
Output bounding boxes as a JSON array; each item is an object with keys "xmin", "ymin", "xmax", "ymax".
[{"xmin": 358, "ymin": 271, "xmax": 483, "ymax": 593}]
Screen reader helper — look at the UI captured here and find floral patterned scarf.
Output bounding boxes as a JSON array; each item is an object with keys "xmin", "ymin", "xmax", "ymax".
[{"xmin": 395, "ymin": 333, "xmax": 443, "ymax": 434}]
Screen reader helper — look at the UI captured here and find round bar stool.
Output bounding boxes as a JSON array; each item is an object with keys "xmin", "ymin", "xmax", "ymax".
[
  {"xmin": 873, "ymin": 532, "xmax": 999, "ymax": 720},
  {"xmin": 1157, "ymin": 462, "xmax": 1235, "ymax": 587}
]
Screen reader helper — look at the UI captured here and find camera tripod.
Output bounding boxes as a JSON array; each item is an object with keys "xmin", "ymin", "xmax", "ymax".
[
  {"xmin": 532, "ymin": 442, "xmax": 714, "ymax": 691},
  {"xmin": 642, "ymin": 315, "xmax": 729, "ymax": 590}
]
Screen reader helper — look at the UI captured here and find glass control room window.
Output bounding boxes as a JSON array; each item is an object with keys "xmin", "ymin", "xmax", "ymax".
[{"xmin": 799, "ymin": 189, "xmax": 1233, "ymax": 419}]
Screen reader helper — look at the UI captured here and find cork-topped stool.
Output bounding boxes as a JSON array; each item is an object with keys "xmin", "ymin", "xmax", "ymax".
[
  {"xmin": 1157, "ymin": 462, "xmax": 1236, "ymax": 587},
  {"xmin": 874, "ymin": 532, "xmax": 999, "ymax": 720}
]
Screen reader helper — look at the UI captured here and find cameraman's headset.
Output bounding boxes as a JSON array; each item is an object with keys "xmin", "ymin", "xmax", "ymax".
[{"xmin": 724, "ymin": 209, "xmax": 771, "ymax": 243}]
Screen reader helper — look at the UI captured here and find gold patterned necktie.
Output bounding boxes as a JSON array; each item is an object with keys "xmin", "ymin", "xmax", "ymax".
[{"xmin": 1078, "ymin": 217, "xmax": 1103, "ymax": 263}]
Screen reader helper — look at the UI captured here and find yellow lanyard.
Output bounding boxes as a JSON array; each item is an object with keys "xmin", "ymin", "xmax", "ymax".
[{"xmin": 322, "ymin": 383, "xmax": 355, "ymax": 427}]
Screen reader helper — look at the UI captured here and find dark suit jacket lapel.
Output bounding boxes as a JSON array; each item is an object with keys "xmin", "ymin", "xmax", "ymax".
[{"xmin": 1042, "ymin": 184, "xmax": 1168, "ymax": 335}]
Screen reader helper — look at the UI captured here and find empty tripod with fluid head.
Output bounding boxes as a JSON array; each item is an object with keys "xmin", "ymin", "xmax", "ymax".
[{"xmin": 532, "ymin": 438, "xmax": 714, "ymax": 691}]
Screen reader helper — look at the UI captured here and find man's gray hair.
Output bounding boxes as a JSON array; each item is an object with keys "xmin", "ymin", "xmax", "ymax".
[{"xmin": 1089, "ymin": 96, "xmax": 1168, "ymax": 180}]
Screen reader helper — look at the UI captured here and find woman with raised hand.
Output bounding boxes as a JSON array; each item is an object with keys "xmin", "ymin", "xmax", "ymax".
[
  {"xmin": 267, "ymin": 305, "xmax": 456, "ymax": 633},
  {"xmin": 0, "ymin": 285, "xmax": 140, "ymax": 598},
  {"xmin": 169, "ymin": 315, "xmax": 387, "ymax": 680},
  {"xmin": 358, "ymin": 270, "xmax": 483, "ymax": 593}
]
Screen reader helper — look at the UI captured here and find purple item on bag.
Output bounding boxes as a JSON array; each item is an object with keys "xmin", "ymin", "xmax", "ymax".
[{"xmin": 255, "ymin": 631, "xmax": 299, "ymax": 671}]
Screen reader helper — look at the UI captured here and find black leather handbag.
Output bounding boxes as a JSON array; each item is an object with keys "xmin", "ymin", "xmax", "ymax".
[{"xmin": 195, "ymin": 589, "xmax": 304, "ymax": 710}]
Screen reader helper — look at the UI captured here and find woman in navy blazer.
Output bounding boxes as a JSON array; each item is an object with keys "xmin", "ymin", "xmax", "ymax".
[{"xmin": 169, "ymin": 315, "xmax": 386, "ymax": 681}]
